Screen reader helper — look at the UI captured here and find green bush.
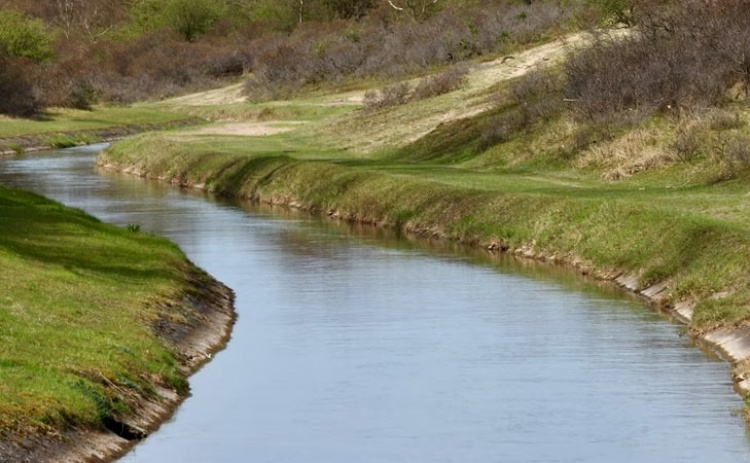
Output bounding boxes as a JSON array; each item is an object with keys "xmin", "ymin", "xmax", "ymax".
[
  {"xmin": 0, "ymin": 10, "xmax": 54, "ymax": 62},
  {"xmin": 128, "ymin": 0, "xmax": 226, "ymax": 41}
]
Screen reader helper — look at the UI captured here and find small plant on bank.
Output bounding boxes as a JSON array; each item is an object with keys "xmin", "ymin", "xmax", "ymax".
[
  {"xmin": 7, "ymin": 143, "xmax": 24, "ymax": 154},
  {"xmin": 126, "ymin": 223, "xmax": 141, "ymax": 232},
  {"xmin": 47, "ymin": 135, "xmax": 77, "ymax": 148}
]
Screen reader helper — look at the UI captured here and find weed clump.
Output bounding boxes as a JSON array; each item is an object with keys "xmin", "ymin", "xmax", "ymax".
[
  {"xmin": 412, "ymin": 65, "xmax": 469, "ymax": 101},
  {"xmin": 363, "ymin": 82, "xmax": 411, "ymax": 112}
]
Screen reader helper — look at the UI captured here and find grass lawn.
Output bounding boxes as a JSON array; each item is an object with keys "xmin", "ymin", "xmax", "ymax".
[{"xmin": 0, "ymin": 179, "xmax": 205, "ymax": 436}]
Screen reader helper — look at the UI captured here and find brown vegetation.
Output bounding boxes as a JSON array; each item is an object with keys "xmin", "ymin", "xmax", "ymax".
[{"xmin": 565, "ymin": 0, "xmax": 750, "ymax": 126}]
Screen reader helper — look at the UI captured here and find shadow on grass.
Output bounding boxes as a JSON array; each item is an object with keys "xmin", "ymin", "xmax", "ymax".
[{"xmin": 0, "ymin": 187, "xmax": 179, "ymax": 283}]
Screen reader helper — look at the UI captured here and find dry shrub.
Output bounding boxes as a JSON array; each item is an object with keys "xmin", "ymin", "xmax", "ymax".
[
  {"xmin": 245, "ymin": 0, "xmax": 582, "ymax": 101},
  {"xmin": 716, "ymin": 133, "xmax": 750, "ymax": 168},
  {"xmin": 510, "ymin": 68, "xmax": 564, "ymax": 124},
  {"xmin": 671, "ymin": 123, "xmax": 705, "ymax": 162},
  {"xmin": 706, "ymin": 109, "xmax": 745, "ymax": 132},
  {"xmin": 0, "ymin": 56, "xmax": 42, "ymax": 116},
  {"xmin": 362, "ymin": 82, "xmax": 410, "ymax": 112},
  {"xmin": 479, "ymin": 110, "xmax": 526, "ymax": 149},
  {"xmin": 565, "ymin": 1, "xmax": 750, "ymax": 126},
  {"xmin": 480, "ymin": 68, "xmax": 565, "ymax": 150},
  {"xmin": 412, "ymin": 64, "xmax": 468, "ymax": 101}
]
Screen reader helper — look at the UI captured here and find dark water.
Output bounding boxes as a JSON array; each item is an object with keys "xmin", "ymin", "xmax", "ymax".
[{"xmin": 2, "ymin": 144, "xmax": 750, "ymax": 463}]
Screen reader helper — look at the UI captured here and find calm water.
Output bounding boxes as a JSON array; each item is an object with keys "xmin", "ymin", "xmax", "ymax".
[{"xmin": 2, "ymin": 144, "xmax": 750, "ymax": 463}]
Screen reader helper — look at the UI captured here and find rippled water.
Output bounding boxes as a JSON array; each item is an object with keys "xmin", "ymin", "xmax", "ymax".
[{"xmin": 2, "ymin": 145, "xmax": 749, "ymax": 462}]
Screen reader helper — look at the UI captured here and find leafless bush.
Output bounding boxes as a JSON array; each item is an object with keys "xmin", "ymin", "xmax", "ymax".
[
  {"xmin": 362, "ymin": 82, "xmax": 410, "ymax": 111},
  {"xmin": 0, "ymin": 57, "xmax": 42, "ymax": 116},
  {"xmin": 718, "ymin": 133, "xmax": 750, "ymax": 167},
  {"xmin": 671, "ymin": 124, "xmax": 704, "ymax": 162},
  {"xmin": 245, "ymin": 0, "xmax": 583, "ymax": 94},
  {"xmin": 510, "ymin": 68, "xmax": 564, "ymax": 124},
  {"xmin": 479, "ymin": 68, "xmax": 566, "ymax": 150},
  {"xmin": 565, "ymin": 1, "xmax": 750, "ymax": 127},
  {"xmin": 468, "ymin": 2, "xmax": 580, "ymax": 55},
  {"xmin": 412, "ymin": 64, "xmax": 468, "ymax": 100},
  {"xmin": 480, "ymin": 110, "xmax": 526, "ymax": 149}
]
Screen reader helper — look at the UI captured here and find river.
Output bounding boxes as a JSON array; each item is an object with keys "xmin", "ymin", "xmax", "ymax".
[{"xmin": 1, "ymin": 144, "xmax": 749, "ymax": 463}]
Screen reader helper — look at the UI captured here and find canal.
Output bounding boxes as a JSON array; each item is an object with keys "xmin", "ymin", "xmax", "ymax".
[{"xmin": 1, "ymin": 144, "xmax": 749, "ymax": 462}]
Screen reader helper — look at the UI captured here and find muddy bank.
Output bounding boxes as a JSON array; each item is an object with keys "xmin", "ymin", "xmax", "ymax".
[
  {"xmin": 0, "ymin": 269, "xmax": 236, "ymax": 463},
  {"xmin": 0, "ymin": 118, "xmax": 203, "ymax": 156}
]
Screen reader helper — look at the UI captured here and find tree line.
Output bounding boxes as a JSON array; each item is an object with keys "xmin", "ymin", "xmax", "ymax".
[{"xmin": 0, "ymin": 0, "xmax": 635, "ymax": 116}]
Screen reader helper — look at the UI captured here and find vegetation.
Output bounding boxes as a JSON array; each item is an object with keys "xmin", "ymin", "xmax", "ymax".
[
  {"xmin": 100, "ymin": 0, "xmax": 750, "ymax": 340},
  {"xmin": 7, "ymin": 0, "xmax": 750, "ymax": 452},
  {"xmin": 0, "ymin": 185, "xmax": 208, "ymax": 436},
  {"xmin": 0, "ymin": 0, "xmax": 602, "ymax": 115}
]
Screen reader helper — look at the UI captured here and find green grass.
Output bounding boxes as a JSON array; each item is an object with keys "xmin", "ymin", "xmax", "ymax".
[
  {"xmin": 0, "ymin": 105, "xmax": 190, "ymax": 138},
  {"xmin": 0, "ymin": 186, "xmax": 198, "ymax": 435}
]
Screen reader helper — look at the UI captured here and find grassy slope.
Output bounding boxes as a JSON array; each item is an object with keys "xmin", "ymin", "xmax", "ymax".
[
  {"xmin": 102, "ymin": 127, "xmax": 750, "ymax": 333},
  {"xmin": 0, "ymin": 107, "xmax": 186, "ymax": 137},
  {"xmin": 0, "ymin": 185, "xmax": 201, "ymax": 435},
  {"xmin": 0, "ymin": 105, "xmax": 198, "ymax": 153}
]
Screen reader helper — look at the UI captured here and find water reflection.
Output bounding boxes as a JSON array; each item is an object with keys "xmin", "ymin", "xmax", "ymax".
[{"xmin": 1, "ymin": 146, "xmax": 749, "ymax": 463}]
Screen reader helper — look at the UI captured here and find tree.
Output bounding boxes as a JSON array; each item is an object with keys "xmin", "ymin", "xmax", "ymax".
[
  {"xmin": 386, "ymin": 0, "xmax": 439, "ymax": 21},
  {"xmin": 323, "ymin": 0, "xmax": 376, "ymax": 19},
  {"xmin": 129, "ymin": 0, "xmax": 226, "ymax": 41},
  {"xmin": 0, "ymin": 10, "xmax": 55, "ymax": 62},
  {"xmin": 166, "ymin": 0, "xmax": 226, "ymax": 42},
  {"xmin": 50, "ymin": 0, "xmax": 125, "ymax": 40},
  {"xmin": 0, "ymin": 55, "xmax": 42, "ymax": 116}
]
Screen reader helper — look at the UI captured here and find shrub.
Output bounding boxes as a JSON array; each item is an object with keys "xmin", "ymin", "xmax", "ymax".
[
  {"xmin": 565, "ymin": 1, "xmax": 750, "ymax": 127},
  {"xmin": 0, "ymin": 10, "xmax": 54, "ymax": 62},
  {"xmin": 362, "ymin": 82, "xmax": 411, "ymax": 111},
  {"xmin": 0, "ymin": 56, "xmax": 42, "ymax": 116},
  {"xmin": 412, "ymin": 64, "xmax": 468, "ymax": 100},
  {"xmin": 707, "ymin": 110, "xmax": 745, "ymax": 132},
  {"xmin": 717, "ymin": 133, "xmax": 750, "ymax": 168},
  {"xmin": 509, "ymin": 68, "xmax": 564, "ymax": 124},
  {"xmin": 671, "ymin": 124, "xmax": 704, "ymax": 162},
  {"xmin": 480, "ymin": 110, "xmax": 526, "ymax": 149}
]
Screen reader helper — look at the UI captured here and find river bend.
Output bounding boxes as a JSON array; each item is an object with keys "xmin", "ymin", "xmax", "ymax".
[{"xmin": 1, "ymin": 145, "xmax": 749, "ymax": 462}]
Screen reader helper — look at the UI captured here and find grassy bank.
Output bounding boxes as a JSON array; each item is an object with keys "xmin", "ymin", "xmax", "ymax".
[
  {"xmin": 95, "ymin": 23, "xmax": 750, "ymax": 425},
  {"xmin": 0, "ymin": 105, "xmax": 198, "ymax": 153},
  {"xmin": 96, "ymin": 28, "xmax": 750, "ymax": 339},
  {"xmin": 100, "ymin": 130, "xmax": 750, "ymax": 334},
  {"xmin": 0, "ymin": 185, "xmax": 231, "ymax": 450}
]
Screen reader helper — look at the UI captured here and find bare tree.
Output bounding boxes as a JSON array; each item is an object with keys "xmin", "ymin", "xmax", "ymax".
[
  {"xmin": 52, "ymin": 0, "xmax": 123, "ymax": 40},
  {"xmin": 386, "ymin": 0, "xmax": 439, "ymax": 21}
]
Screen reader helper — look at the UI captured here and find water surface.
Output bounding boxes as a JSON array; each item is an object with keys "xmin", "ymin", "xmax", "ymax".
[{"xmin": 1, "ymin": 145, "xmax": 749, "ymax": 462}]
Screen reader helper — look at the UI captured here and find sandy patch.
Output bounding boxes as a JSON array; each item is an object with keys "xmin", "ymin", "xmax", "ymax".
[{"xmin": 186, "ymin": 121, "xmax": 306, "ymax": 137}]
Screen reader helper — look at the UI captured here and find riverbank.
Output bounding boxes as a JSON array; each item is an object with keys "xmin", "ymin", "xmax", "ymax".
[
  {"xmin": 96, "ymin": 43, "xmax": 750, "ymax": 417},
  {"xmin": 0, "ymin": 106, "xmax": 203, "ymax": 156},
  {"xmin": 96, "ymin": 138, "xmax": 750, "ymax": 401},
  {"xmin": 0, "ymin": 186, "xmax": 235, "ymax": 462}
]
